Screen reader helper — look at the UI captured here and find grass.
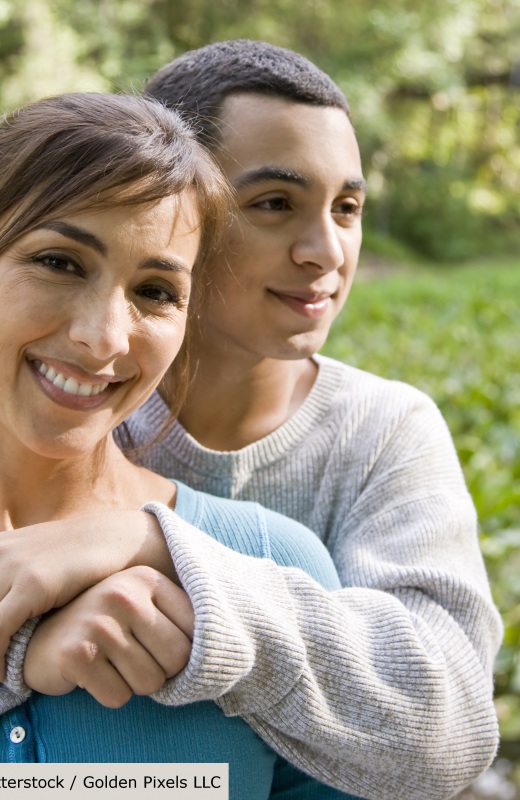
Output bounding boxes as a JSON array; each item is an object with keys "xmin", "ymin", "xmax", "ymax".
[{"xmin": 322, "ymin": 258, "xmax": 520, "ymax": 763}]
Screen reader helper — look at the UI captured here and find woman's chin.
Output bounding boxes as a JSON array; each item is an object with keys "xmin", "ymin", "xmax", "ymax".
[{"xmin": 18, "ymin": 423, "xmax": 114, "ymax": 463}]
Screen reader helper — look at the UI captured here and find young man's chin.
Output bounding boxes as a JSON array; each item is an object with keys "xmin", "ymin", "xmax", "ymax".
[{"xmin": 274, "ymin": 330, "xmax": 330, "ymax": 361}]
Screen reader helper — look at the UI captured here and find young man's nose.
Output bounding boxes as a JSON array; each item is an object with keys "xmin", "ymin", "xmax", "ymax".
[
  {"xmin": 68, "ymin": 290, "xmax": 131, "ymax": 360},
  {"xmin": 290, "ymin": 215, "xmax": 345, "ymax": 272}
]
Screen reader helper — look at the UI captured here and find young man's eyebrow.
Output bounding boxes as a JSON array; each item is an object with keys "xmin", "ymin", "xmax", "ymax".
[
  {"xmin": 38, "ymin": 222, "xmax": 107, "ymax": 256},
  {"xmin": 234, "ymin": 166, "xmax": 309, "ymax": 189},
  {"xmin": 234, "ymin": 167, "xmax": 367, "ymax": 195},
  {"xmin": 342, "ymin": 179, "xmax": 367, "ymax": 194}
]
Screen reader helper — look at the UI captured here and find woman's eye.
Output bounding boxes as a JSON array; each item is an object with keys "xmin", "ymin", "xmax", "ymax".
[
  {"xmin": 138, "ymin": 284, "xmax": 180, "ymax": 305},
  {"xmin": 33, "ymin": 253, "xmax": 82, "ymax": 274}
]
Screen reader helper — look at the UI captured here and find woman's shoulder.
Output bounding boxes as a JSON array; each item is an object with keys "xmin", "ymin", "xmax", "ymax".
[{"xmin": 174, "ymin": 482, "xmax": 340, "ymax": 590}]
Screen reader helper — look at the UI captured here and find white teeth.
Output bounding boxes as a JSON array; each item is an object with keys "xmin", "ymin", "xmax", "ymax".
[
  {"xmin": 77, "ymin": 382, "xmax": 93, "ymax": 396},
  {"xmin": 53, "ymin": 373, "xmax": 65, "ymax": 390},
  {"xmin": 35, "ymin": 360, "xmax": 109, "ymax": 397},
  {"xmin": 63, "ymin": 377, "xmax": 80, "ymax": 395}
]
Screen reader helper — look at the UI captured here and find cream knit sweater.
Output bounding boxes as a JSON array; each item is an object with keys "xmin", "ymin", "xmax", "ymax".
[
  {"xmin": 3, "ymin": 355, "xmax": 502, "ymax": 799},
  {"xmin": 130, "ymin": 355, "xmax": 502, "ymax": 800}
]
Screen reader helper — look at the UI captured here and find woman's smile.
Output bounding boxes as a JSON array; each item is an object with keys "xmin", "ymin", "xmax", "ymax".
[
  {"xmin": 0, "ymin": 192, "xmax": 200, "ymax": 460},
  {"xmin": 29, "ymin": 357, "xmax": 121, "ymax": 411}
]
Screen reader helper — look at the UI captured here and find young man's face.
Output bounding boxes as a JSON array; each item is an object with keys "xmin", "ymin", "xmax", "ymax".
[{"xmin": 196, "ymin": 93, "xmax": 365, "ymax": 362}]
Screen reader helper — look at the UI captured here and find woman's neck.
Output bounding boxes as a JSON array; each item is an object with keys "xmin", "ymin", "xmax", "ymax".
[
  {"xmin": 176, "ymin": 349, "xmax": 318, "ymax": 451},
  {"xmin": 0, "ymin": 436, "xmax": 175, "ymax": 529}
]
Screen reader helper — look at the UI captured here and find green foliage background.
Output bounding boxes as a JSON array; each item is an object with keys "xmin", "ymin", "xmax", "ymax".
[
  {"xmin": 323, "ymin": 261, "xmax": 520, "ymax": 775},
  {"xmin": 0, "ymin": 0, "xmax": 518, "ymax": 787},
  {"xmin": 0, "ymin": 0, "xmax": 518, "ymax": 262}
]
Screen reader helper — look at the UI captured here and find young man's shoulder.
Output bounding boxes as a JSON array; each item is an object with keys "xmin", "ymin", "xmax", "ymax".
[{"xmin": 314, "ymin": 353, "xmax": 441, "ymax": 422}]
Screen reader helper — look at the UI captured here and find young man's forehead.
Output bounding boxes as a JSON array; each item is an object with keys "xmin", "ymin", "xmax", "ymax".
[
  {"xmin": 217, "ymin": 94, "xmax": 364, "ymax": 191},
  {"xmin": 219, "ymin": 90, "xmax": 349, "ymax": 123}
]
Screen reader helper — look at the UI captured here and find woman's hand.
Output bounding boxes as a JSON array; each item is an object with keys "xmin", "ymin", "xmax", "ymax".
[
  {"xmin": 23, "ymin": 566, "xmax": 193, "ymax": 708},
  {"xmin": 0, "ymin": 510, "xmax": 176, "ymax": 676}
]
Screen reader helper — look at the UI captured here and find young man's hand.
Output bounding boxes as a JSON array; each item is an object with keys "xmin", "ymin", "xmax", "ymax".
[
  {"xmin": 0, "ymin": 510, "xmax": 177, "ymax": 677},
  {"xmin": 23, "ymin": 566, "xmax": 193, "ymax": 708}
]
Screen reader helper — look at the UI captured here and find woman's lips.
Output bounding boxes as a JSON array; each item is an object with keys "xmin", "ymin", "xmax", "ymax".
[
  {"xmin": 29, "ymin": 358, "xmax": 120, "ymax": 411},
  {"xmin": 269, "ymin": 290, "xmax": 333, "ymax": 319}
]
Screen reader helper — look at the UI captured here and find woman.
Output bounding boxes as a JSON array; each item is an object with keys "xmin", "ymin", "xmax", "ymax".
[{"xmin": 0, "ymin": 91, "xmax": 355, "ymax": 798}]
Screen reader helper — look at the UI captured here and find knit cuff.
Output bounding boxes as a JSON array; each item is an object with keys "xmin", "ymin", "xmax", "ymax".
[
  {"xmin": 1, "ymin": 617, "xmax": 39, "ymax": 711},
  {"xmin": 143, "ymin": 501, "xmax": 305, "ymax": 711}
]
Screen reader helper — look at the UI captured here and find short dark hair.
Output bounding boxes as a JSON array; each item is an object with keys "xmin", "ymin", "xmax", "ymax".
[{"xmin": 145, "ymin": 39, "xmax": 350, "ymax": 149}]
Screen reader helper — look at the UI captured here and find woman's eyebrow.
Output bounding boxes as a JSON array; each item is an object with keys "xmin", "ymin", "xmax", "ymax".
[
  {"xmin": 139, "ymin": 258, "xmax": 193, "ymax": 277},
  {"xmin": 38, "ymin": 222, "xmax": 107, "ymax": 256}
]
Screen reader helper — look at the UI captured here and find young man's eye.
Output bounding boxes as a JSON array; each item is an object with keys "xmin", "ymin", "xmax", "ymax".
[
  {"xmin": 252, "ymin": 197, "xmax": 290, "ymax": 211},
  {"xmin": 331, "ymin": 200, "xmax": 364, "ymax": 228},
  {"xmin": 332, "ymin": 200, "xmax": 363, "ymax": 217}
]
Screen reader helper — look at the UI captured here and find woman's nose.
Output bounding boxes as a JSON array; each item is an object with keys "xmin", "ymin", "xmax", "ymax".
[{"xmin": 68, "ymin": 289, "xmax": 131, "ymax": 360}]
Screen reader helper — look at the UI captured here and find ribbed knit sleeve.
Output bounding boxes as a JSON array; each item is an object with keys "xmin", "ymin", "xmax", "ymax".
[
  {"xmin": 127, "ymin": 357, "xmax": 503, "ymax": 800},
  {"xmin": 0, "ymin": 619, "xmax": 38, "ymax": 713}
]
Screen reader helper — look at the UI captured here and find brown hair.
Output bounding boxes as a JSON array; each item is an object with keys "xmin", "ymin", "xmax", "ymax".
[{"xmin": 0, "ymin": 92, "xmax": 232, "ymax": 422}]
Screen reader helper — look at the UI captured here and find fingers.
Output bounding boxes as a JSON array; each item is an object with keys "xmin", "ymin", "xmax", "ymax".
[
  {"xmin": 26, "ymin": 610, "xmax": 168, "ymax": 706},
  {"xmin": 78, "ymin": 664, "xmax": 133, "ymax": 709},
  {"xmin": 24, "ymin": 567, "xmax": 194, "ymax": 707},
  {"xmin": 152, "ymin": 573, "xmax": 195, "ymax": 640},
  {"xmin": 93, "ymin": 567, "xmax": 194, "ymax": 683},
  {"xmin": 64, "ymin": 626, "xmax": 162, "ymax": 708}
]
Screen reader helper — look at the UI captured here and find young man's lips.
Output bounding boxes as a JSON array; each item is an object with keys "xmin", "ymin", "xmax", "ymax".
[{"xmin": 270, "ymin": 290, "xmax": 333, "ymax": 319}]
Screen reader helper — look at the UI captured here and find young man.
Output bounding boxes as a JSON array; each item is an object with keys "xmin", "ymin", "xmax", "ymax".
[{"xmin": 0, "ymin": 41, "xmax": 502, "ymax": 800}]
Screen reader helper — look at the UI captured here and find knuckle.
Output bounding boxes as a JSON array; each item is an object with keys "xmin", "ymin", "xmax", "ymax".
[
  {"xmin": 104, "ymin": 566, "xmax": 162, "ymax": 612},
  {"xmin": 103, "ymin": 688, "xmax": 132, "ymax": 709},
  {"xmin": 165, "ymin": 637, "xmax": 191, "ymax": 678},
  {"xmin": 103, "ymin": 583, "xmax": 140, "ymax": 614},
  {"xmin": 68, "ymin": 639, "xmax": 101, "ymax": 667},
  {"xmin": 126, "ymin": 565, "xmax": 157, "ymax": 582},
  {"xmin": 134, "ymin": 669, "xmax": 167, "ymax": 697}
]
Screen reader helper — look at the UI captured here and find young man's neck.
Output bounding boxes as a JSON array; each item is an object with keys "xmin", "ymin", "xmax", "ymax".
[{"xmin": 176, "ymin": 350, "xmax": 318, "ymax": 451}]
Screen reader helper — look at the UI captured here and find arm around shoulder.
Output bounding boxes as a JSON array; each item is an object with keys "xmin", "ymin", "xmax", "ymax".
[{"xmin": 144, "ymin": 387, "xmax": 502, "ymax": 800}]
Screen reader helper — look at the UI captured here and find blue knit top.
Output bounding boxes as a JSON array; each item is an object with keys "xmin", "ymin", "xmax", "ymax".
[{"xmin": 1, "ymin": 483, "xmax": 354, "ymax": 799}]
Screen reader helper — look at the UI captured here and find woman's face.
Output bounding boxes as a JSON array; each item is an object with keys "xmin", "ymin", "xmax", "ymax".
[{"xmin": 0, "ymin": 191, "xmax": 200, "ymax": 459}]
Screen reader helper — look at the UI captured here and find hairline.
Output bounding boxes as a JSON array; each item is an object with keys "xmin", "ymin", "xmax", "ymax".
[{"xmin": 210, "ymin": 89, "xmax": 353, "ymax": 154}]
